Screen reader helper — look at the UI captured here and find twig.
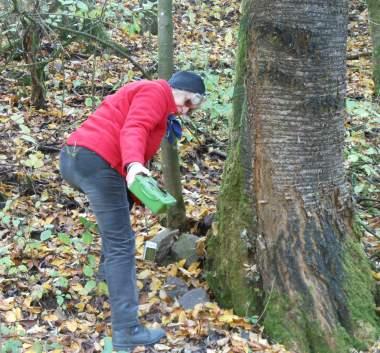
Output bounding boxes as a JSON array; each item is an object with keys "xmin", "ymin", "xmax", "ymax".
[
  {"xmin": 257, "ymin": 279, "xmax": 275, "ymax": 323},
  {"xmin": 347, "ymin": 51, "xmax": 372, "ymax": 60},
  {"xmin": 362, "ymin": 224, "xmax": 380, "ymax": 240},
  {"xmin": 91, "ymin": 50, "xmax": 97, "ymax": 111},
  {"xmin": 357, "ymin": 198, "xmax": 380, "ymax": 204},
  {"xmin": 209, "ymin": 149, "xmax": 227, "ymax": 160}
]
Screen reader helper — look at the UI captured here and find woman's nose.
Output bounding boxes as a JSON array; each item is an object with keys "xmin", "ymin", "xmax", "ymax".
[{"xmin": 182, "ymin": 106, "xmax": 190, "ymax": 114}]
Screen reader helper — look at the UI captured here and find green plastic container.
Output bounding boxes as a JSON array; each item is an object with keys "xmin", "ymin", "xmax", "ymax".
[{"xmin": 129, "ymin": 175, "xmax": 176, "ymax": 214}]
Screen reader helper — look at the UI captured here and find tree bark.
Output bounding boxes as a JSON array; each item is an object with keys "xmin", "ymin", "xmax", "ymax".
[
  {"xmin": 158, "ymin": 0, "xmax": 187, "ymax": 229},
  {"xmin": 207, "ymin": 0, "xmax": 379, "ymax": 352},
  {"xmin": 368, "ymin": 0, "xmax": 380, "ymax": 95},
  {"xmin": 21, "ymin": 12, "xmax": 46, "ymax": 108}
]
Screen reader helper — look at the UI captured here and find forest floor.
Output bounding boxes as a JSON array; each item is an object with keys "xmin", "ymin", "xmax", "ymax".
[{"xmin": 0, "ymin": 0, "xmax": 379, "ymax": 353}]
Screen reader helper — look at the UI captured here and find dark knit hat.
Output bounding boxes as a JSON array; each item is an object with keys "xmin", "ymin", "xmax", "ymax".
[{"xmin": 168, "ymin": 71, "xmax": 206, "ymax": 95}]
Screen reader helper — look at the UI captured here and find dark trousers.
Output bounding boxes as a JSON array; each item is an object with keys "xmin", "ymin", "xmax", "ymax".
[{"xmin": 59, "ymin": 146, "xmax": 139, "ymax": 330}]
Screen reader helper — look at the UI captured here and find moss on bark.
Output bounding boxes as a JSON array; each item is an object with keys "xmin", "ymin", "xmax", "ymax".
[
  {"xmin": 206, "ymin": 0, "xmax": 259, "ymax": 315},
  {"xmin": 206, "ymin": 139, "xmax": 258, "ymax": 314},
  {"xmin": 342, "ymin": 238, "xmax": 380, "ymax": 347},
  {"xmin": 261, "ymin": 236, "xmax": 379, "ymax": 353},
  {"xmin": 263, "ymin": 292, "xmax": 352, "ymax": 353}
]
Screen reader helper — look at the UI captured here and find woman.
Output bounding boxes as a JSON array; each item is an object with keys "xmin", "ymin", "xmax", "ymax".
[{"xmin": 59, "ymin": 71, "xmax": 206, "ymax": 350}]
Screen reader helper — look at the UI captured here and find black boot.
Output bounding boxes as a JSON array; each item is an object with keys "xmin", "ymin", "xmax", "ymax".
[{"xmin": 112, "ymin": 324, "xmax": 166, "ymax": 350}]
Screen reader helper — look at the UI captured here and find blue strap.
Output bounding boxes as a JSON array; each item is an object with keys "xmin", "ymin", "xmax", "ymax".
[{"xmin": 166, "ymin": 114, "xmax": 182, "ymax": 144}]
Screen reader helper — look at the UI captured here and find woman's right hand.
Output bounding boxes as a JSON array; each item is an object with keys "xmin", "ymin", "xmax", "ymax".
[{"xmin": 126, "ymin": 162, "xmax": 151, "ymax": 187}]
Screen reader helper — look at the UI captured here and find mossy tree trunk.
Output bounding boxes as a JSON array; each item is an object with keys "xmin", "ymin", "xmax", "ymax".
[
  {"xmin": 368, "ymin": 0, "xmax": 380, "ymax": 96},
  {"xmin": 207, "ymin": 0, "xmax": 379, "ymax": 352},
  {"xmin": 158, "ymin": 0, "xmax": 187, "ymax": 229}
]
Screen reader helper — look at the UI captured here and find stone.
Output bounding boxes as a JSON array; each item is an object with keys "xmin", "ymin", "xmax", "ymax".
[
  {"xmin": 178, "ymin": 288, "xmax": 210, "ymax": 310},
  {"xmin": 163, "ymin": 276, "xmax": 189, "ymax": 299},
  {"xmin": 171, "ymin": 233, "xmax": 199, "ymax": 267},
  {"xmin": 149, "ymin": 228, "xmax": 179, "ymax": 264}
]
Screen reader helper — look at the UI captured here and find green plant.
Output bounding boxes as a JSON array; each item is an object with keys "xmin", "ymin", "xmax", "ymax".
[{"xmin": 345, "ymin": 98, "xmax": 380, "ymax": 245}]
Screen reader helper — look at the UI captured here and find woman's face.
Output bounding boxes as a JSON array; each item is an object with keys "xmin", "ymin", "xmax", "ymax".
[{"xmin": 172, "ymin": 89, "xmax": 204, "ymax": 115}]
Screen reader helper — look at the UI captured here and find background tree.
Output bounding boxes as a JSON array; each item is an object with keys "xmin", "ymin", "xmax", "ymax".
[
  {"xmin": 368, "ymin": 0, "xmax": 380, "ymax": 96},
  {"xmin": 207, "ymin": 0, "xmax": 379, "ymax": 352},
  {"xmin": 158, "ymin": 0, "xmax": 187, "ymax": 229},
  {"xmin": 0, "ymin": 0, "xmax": 149, "ymax": 108}
]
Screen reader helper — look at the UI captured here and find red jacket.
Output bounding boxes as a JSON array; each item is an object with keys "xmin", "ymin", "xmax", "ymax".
[{"xmin": 66, "ymin": 79, "xmax": 177, "ymax": 176}]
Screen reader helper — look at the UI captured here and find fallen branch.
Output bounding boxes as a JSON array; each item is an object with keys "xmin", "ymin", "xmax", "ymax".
[
  {"xmin": 45, "ymin": 22, "xmax": 150, "ymax": 78},
  {"xmin": 209, "ymin": 149, "xmax": 227, "ymax": 160},
  {"xmin": 37, "ymin": 144, "xmax": 61, "ymax": 153},
  {"xmin": 20, "ymin": 12, "xmax": 150, "ymax": 78},
  {"xmin": 347, "ymin": 51, "xmax": 372, "ymax": 60}
]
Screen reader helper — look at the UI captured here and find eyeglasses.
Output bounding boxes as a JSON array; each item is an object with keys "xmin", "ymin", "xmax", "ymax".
[{"xmin": 184, "ymin": 93, "xmax": 206, "ymax": 109}]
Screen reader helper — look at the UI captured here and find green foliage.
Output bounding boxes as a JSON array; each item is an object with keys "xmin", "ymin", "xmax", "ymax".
[
  {"xmin": 0, "ymin": 339, "xmax": 22, "ymax": 353},
  {"xmin": 345, "ymin": 99, "xmax": 380, "ymax": 240},
  {"xmin": 202, "ymin": 70, "xmax": 234, "ymax": 129}
]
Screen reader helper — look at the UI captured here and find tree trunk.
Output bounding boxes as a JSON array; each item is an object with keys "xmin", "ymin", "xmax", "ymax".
[
  {"xmin": 158, "ymin": 0, "xmax": 187, "ymax": 229},
  {"xmin": 368, "ymin": 0, "xmax": 380, "ymax": 95},
  {"xmin": 207, "ymin": 0, "xmax": 379, "ymax": 352},
  {"xmin": 20, "ymin": 3, "xmax": 46, "ymax": 109}
]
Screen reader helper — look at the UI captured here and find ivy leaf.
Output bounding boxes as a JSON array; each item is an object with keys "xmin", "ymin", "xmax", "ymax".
[
  {"xmin": 83, "ymin": 265, "xmax": 94, "ymax": 277},
  {"xmin": 82, "ymin": 231, "xmax": 93, "ymax": 245},
  {"xmin": 58, "ymin": 233, "xmax": 72, "ymax": 245},
  {"xmin": 41, "ymin": 229, "xmax": 53, "ymax": 241},
  {"xmin": 76, "ymin": 1, "xmax": 89, "ymax": 12}
]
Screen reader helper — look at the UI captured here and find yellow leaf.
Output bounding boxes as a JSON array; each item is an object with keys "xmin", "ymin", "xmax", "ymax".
[
  {"xmin": 43, "ymin": 313, "xmax": 59, "ymax": 322},
  {"xmin": 23, "ymin": 297, "xmax": 32, "ymax": 308},
  {"xmin": 219, "ymin": 310, "xmax": 235, "ymax": 323},
  {"xmin": 44, "ymin": 216, "xmax": 55, "ymax": 224},
  {"xmin": 0, "ymin": 298, "xmax": 14, "ymax": 311},
  {"xmin": 137, "ymin": 269, "xmax": 151, "ymax": 280},
  {"xmin": 75, "ymin": 303, "xmax": 86, "ymax": 312},
  {"xmin": 148, "ymin": 297, "xmax": 160, "ymax": 305},
  {"xmin": 51, "ymin": 258, "xmax": 65, "ymax": 267},
  {"xmin": 372, "ymin": 271, "xmax": 380, "ymax": 281},
  {"xmin": 14, "ymin": 307, "xmax": 22, "ymax": 320},
  {"xmin": 177, "ymin": 259, "xmax": 186, "ymax": 268},
  {"xmin": 42, "ymin": 282, "xmax": 52, "ymax": 291},
  {"xmin": 5, "ymin": 310, "xmax": 17, "ymax": 323},
  {"xmin": 196, "ymin": 237, "xmax": 207, "ymax": 257},
  {"xmin": 167, "ymin": 264, "xmax": 178, "ymax": 277},
  {"xmin": 178, "ymin": 310, "xmax": 187, "ymax": 323},
  {"xmin": 66, "ymin": 320, "xmax": 78, "ymax": 332},
  {"xmin": 188, "ymin": 262, "xmax": 200, "ymax": 273},
  {"xmin": 71, "ymin": 283, "xmax": 84, "ymax": 292},
  {"xmin": 150, "ymin": 277, "xmax": 162, "ymax": 292}
]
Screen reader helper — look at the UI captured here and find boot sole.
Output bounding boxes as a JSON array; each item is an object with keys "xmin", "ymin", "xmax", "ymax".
[{"xmin": 113, "ymin": 333, "xmax": 165, "ymax": 350}]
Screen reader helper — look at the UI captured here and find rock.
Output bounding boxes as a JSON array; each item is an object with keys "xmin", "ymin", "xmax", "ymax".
[
  {"xmin": 149, "ymin": 228, "xmax": 179, "ymax": 264},
  {"xmin": 178, "ymin": 288, "xmax": 210, "ymax": 310},
  {"xmin": 171, "ymin": 233, "xmax": 199, "ymax": 267},
  {"xmin": 163, "ymin": 276, "xmax": 189, "ymax": 299}
]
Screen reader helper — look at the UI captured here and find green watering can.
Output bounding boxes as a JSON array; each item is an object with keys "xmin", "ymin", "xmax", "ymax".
[{"xmin": 129, "ymin": 175, "xmax": 177, "ymax": 214}]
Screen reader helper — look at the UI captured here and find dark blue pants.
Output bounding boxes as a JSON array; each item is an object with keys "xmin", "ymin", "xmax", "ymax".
[{"xmin": 59, "ymin": 146, "xmax": 139, "ymax": 330}]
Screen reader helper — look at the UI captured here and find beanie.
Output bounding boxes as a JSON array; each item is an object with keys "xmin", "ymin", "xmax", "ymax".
[{"xmin": 168, "ymin": 71, "xmax": 206, "ymax": 95}]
